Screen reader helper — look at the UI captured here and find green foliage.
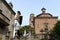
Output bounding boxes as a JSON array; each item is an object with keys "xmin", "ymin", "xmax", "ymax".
[
  {"xmin": 50, "ymin": 20, "xmax": 60, "ymax": 39},
  {"xmin": 17, "ymin": 25, "xmax": 34, "ymax": 37}
]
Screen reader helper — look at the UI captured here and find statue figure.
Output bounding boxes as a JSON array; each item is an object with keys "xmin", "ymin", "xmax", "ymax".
[
  {"xmin": 23, "ymin": 30, "xmax": 32, "ymax": 40},
  {"xmin": 13, "ymin": 11, "xmax": 22, "ymax": 38},
  {"xmin": 23, "ymin": 30, "xmax": 28, "ymax": 37}
]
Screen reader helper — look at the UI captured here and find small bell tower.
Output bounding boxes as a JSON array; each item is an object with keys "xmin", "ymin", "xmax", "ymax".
[
  {"xmin": 30, "ymin": 13, "xmax": 34, "ymax": 28},
  {"xmin": 41, "ymin": 7, "xmax": 46, "ymax": 13}
]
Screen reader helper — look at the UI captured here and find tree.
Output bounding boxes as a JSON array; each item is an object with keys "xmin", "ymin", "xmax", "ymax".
[
  {"xmin": 17, "ymin": 25, "xmax": 34, "ymax": 37},
  {"xmin": 50, "ymin": 20, "xmax": 60, "ymax": 40}
]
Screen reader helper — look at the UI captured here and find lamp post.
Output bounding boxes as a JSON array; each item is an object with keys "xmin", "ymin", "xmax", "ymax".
[
  {"xmin": 40, "ymin": 23, "xmax": 50, "ymax": 40},
  {"xmin": 40, "ymin": 29, "xmax": 44, "ymax": 40},
  {"xmin": 44, "ymin": 25, "xmax": 49, "ymax": 40},
  {"xmin": 44, "ymin": 23, "xmax": 50, "ymax": 40}
]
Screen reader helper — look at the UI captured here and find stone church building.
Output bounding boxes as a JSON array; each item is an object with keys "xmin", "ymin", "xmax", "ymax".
[
  {"xmin": 0, "ymin": 0, "xmax": 16, "ymax": 40},
  {"xmin": 30, "ymin": 8, "xmax": 58, "ymax": 40}
]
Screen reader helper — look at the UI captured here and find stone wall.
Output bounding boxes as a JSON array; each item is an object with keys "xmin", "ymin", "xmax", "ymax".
[
  {"xmin": 0, "ymin": 0, "xmax": 15, "ymax": 40},
  {"xmin": 0, "ymin": 0, "xmax": 11, "ymax": 20}
]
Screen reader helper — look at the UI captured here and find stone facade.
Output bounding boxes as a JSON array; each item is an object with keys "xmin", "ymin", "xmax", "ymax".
[
  {"xmin": 0, "ymin": 0, "xmax": 15, "ymax": 40},
  {"xmin": 30, "ymin": 8, "xmax": 58, "ymax": 39}
]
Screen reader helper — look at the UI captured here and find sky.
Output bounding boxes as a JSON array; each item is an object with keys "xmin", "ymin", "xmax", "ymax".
[{"xmin": 6, "ymin": 0, "xmax": 60, "ymax": 26}]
